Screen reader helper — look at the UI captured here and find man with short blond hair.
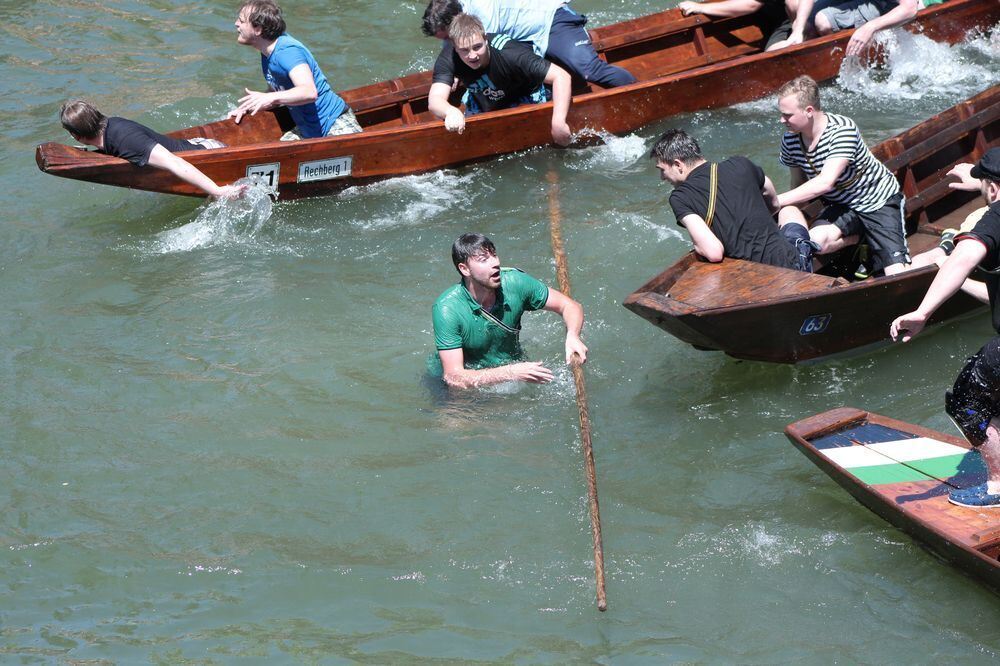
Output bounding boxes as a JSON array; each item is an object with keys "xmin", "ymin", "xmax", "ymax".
[
  {"xmin": 421, "ymin": 0, "xmax": 635, "ymax": 88},
  {"xmin": 774, "ymin": 75, "xmax": 907, "ymax": 276},
  {"xmin": 427, "ymin": 13, "xmax": 573, "ymax": 146}
]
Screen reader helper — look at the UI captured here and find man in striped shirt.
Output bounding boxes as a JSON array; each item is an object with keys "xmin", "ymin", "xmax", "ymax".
[{"xmin": 774, "ymin": 75, "xmax": 908, "ymax": 276}]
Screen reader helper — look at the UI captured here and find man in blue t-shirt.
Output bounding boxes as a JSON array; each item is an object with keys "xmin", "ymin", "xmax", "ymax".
[{"xmin": 229, "ymin": 0, "xmax": 360, "ymax": 140}]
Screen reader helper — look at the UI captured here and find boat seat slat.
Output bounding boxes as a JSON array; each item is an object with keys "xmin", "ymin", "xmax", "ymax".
[
  {"xmin": 591, "ymin": 14, "xmax": 706, "ymax": 52},
  {"xmin": 885, "ymin": 104, "xmax": 1000, "ymax": 173}
]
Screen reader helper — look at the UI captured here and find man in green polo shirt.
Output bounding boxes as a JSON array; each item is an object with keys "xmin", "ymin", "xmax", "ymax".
[{"xmin": 432, "ymin": 233, "xmax": 587, "ymax": 388}]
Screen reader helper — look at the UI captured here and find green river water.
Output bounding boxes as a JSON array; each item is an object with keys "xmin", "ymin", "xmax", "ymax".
[{"xmin": 3, "ymin": 0, "xmax": 1000, "ymax": 662}]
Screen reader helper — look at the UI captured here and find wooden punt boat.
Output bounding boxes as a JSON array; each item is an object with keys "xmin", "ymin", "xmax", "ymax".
[
  {"xmin": 35, "ymin": 0, "xmax": 998, "ymax": 199},
  {"xmin": 785, "ymin": 407, "xmax": 1000, "ymax": 590},
  {"xmin": 624, "ymin": 84, "xmax": 1000, "ymax": 364}
]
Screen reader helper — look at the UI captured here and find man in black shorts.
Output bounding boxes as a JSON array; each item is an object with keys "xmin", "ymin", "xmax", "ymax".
[
  {"xmin": 426, "ymin": 13, "xmax": 572, "ymax": 146},
  {"xmin": 651, "ymin": 129, "xmax": 816, "ymax": 271},
  {"xmin": 891, "ymin": 148, "xmax": 1000, "ymax": 508},
  {"xmin": 60, "ymin": 100, "xmax": 245, "ymax": 199},
  {"xmin": 775, "ymin": 75, "xmax": 908, "ymax": 276}
]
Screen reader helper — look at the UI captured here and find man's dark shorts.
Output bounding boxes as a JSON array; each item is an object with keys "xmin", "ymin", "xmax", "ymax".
[
  {"xmin": 946, "ymin": 337, "xmax": 1000, "ymax": 447},
  {"xmin": 813, "ymin": 192, "xmax": 909, "ymax": 272}
]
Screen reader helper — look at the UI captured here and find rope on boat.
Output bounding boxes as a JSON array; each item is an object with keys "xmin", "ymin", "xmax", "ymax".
[{"xmin": 546, "ymin": 169, "xmax": 608, "ymax": 612}]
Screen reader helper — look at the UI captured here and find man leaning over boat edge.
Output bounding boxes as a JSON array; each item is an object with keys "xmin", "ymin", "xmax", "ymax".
[
  {"xmin": 652, "ymin": 129, "xmax": 818, "ymax": 271},
  {"xmin": 427, "ymin": 14, "xmax": 573, "ymax": 146},
  {"xmin": 59, "ymin": 100, "xmax": 245, "ymax": 200},
  {"xmin": 421, "ymin": 0, "xmax": 636, "ymax": 88},
  {"xmin": 229, "ymin": 0, "xmax": 361, "ymax": 140},
  {"xmin": 432, "ymin": 233, "xmax": 587, "ymax": 389},
  {"xmin": 890, "ymin": 148, "xmax": 1000, "ymax": 508}
]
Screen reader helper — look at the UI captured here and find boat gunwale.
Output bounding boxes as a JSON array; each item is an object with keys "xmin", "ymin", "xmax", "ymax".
[{"xmin": 784, "ymin": 408, "xmax": 1000, "ymax": 587}]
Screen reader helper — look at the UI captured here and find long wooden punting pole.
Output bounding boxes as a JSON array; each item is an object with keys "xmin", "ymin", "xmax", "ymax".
[{"xmin": 546, "ymin": 169, "xmax": 608, "ymax": 612}]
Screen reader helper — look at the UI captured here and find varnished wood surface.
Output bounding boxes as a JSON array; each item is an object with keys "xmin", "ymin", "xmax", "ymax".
[
  {"xmin": 624, "ymin": 83, "xmax": 999, "ymax": 363},
  {"xmin": 34, "ymin": 0, "xmax": 999, "ymax": 198},
  {"xmin": 784, "ymin": 409, "xmax": 1000, "ymax": 589}
]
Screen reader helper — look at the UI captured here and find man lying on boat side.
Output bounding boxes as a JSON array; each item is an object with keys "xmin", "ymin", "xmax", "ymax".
[
  {"xmin": 428, "ymin": 13, "xmax": 574, "ymax": 146},
  {"xmin": 890, "ymin": 148, "xmax": 1000, "ymax": 508},
  {"xmin": 432, "ymin": 233, "xmax": 587, "ymax": 388},
  {"xmin": 651, "ymin": 129, "xmax": 818, "ymax": 271},
  {"xmin": 678, "ymin": 0, "xmax": 816, "ymax": 52},
  {"xmin": 229, "ymin": 1, "xmax": 361, "ymax": 140},
  {"xmin": 59, "ymin": 100, "xmax": 245, "ymax": 199},
  {"xmin": 813, "ymin": 0, "xmax": 929, "ymax": 56},
  {"xmin": 421, "ymin": 0, "xmax": 636, "ymax": 88},
  {"xmin": 775, "ymin": 75, "xmax": 908, "ymax": 277}
]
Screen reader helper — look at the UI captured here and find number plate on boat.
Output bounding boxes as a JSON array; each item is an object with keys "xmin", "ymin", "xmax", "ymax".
[
  {"xmin": 246, "ymin": 162, "xmax": 280, "ymax": 188},
  {"xmin": 799, "ymin": 314, "xmax": 832, "ymax": 336},
  {"xmin": 297, "ymin": 156, "xmax": 352, "ymax": 182}
]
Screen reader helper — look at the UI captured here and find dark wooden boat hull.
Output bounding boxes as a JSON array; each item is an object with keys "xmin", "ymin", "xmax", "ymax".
[
  {"xmin": 35, "ymin": 0, "xmax": 999, "ymax": 198},
  {"xmin": 625, "ymin": 84, "xmax": 1000, "ymax": 364},
  {"xmin": 785, "ymin": 408, "xmax": 1000, "ymax": 591}
]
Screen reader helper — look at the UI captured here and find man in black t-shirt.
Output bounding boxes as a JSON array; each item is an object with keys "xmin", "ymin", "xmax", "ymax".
[
  {"xmin": 891, "ymin": 148, "xmax": 1000, "ymax": 508},
  {"xmin": 60, "ymin": 100, "xmax": 244, "ymax": 199},
  {"xmin": 427, "ymin": 13, "xmax": 572, "ymax": 146},
  {"xmin": 651, "ymin": 129, "xmax": 816, "ymax": 271}
]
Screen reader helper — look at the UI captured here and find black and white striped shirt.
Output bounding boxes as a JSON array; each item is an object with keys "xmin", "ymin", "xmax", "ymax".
[{"xmin": 779, "ymin": 113, "xmax": 899, "ymax": 213}]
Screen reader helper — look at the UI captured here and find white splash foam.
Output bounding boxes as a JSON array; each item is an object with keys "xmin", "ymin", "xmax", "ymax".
[
  {"xmin": 150, "ymin": 178, "xmax": 276, "ymax": 254},
  {"xmin": 610, "ymin": 211, "xmax": 684, "ymax": 243},
  {"xmin": 566, "ymin": 129, "xmax": 648, "ymax": 173},
  {"xmin": 836, "ymin": 27, "xmax": 1000, "ymax": 101},
  {"xmin": 339, "ymin": 170, "xmax": 479, "ymax": 229}
]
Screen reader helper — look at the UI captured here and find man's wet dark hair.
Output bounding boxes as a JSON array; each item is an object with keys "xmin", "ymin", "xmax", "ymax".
[
  {"xmin": 452, "ymin": 233, "xmax": 497, "ymax": 272},
  {"xmin": 650, "ymin": 129, "xmax": 703, "ymax": 165},
  {"xmin": 239, "ymin": 0, "xmax": 286, "ymax": 40},
  {"xmin": 422, "ymin": 0, "xmax": 463, "ymax": 37},
  {"xmin": 60, "ymin": 99, "xmax": 107, "ymax": 139}
]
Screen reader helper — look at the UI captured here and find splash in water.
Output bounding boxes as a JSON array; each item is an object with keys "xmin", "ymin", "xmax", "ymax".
[
  {"xmin": 338, "ymin": 170, "xmax": 480, "ymax": 229},
  {"xmin": 837, "ymin": 26, "xmax": 1000, "ymax": 101},
  {"xmin": 566, "ymin": 128, "xmax": 649, "ymax": 174},
  {"xmin": 151, "ymin": 177, "xmax": 277, "ymax": 254}
]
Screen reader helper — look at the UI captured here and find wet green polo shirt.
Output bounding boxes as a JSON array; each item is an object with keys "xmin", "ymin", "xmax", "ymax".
[{"xmin": 432, "ymin": 267, "xmax": 550, "ymax": 369}]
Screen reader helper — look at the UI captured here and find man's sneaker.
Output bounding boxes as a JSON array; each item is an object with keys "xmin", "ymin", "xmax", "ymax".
[
  {"xmin": 948, "ymin": 483, "xmax": 1000, "ymax": 508},
  {"xmin": 939, "ymin": 228, "xmax": 958, "ymax": 255},
  {"xmin": 794, "ymin": 238, "xmax": 821, "ymax": 273},
  {"xmin": 854, "ymin": 243, "xmax": 870, "ymax": 280}
]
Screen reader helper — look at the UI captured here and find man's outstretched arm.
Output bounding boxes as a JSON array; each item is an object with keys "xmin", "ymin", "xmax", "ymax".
[
  {"xmin": 439, "ymin": 348, "xmax": 554, "ymax": 388},
  {"xmin": 146, "ymin": 144, "xmax": 245, "ymax": 198},
  {"xmin": 541, "ymin": 288, "xmax": 587, "ymax": 364}
]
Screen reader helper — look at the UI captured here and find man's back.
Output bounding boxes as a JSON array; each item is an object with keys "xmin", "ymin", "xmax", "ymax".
[{"xmin": 669, "ymin": 156, "xmax": 800, "ymax": 269}]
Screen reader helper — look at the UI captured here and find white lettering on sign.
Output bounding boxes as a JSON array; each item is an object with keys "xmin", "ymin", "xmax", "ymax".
[
  {"xmin": 297, "ymin": 156, "xmax": 353, "ymax": 183},
  {"xmin": 246, "ymin": 162, "xmax": 280, "ymax": 188}
]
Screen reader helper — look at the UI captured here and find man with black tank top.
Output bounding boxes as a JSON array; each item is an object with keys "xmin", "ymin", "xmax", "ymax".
[
  {"xmin": 891, "ymin": 148, "xmax": 1000, "ymax": 508},
  {"xmin": 651, "ymin": 129, "xmax": 817, "ymax": 272}
]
